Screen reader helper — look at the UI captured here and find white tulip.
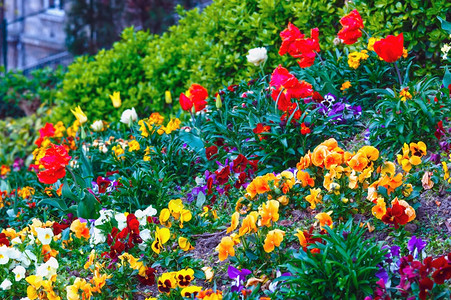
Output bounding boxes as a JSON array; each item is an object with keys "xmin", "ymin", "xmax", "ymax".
[
  {"xmin": 246, "ymin": 47, "xmax": 268, "ymax": 66},
  {"xmin": 120, "ymin": 108, "xmax": 138, "ymax": 126}
]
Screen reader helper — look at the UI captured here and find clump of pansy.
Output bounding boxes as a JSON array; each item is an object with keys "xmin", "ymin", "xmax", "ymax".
[
  {"xmin": 188, "ymin": 152, "xmax": 259, "ymax": 204},
  {"xmin": 367, "ymin": 236, "xmax": 451, "ymax": 300}
]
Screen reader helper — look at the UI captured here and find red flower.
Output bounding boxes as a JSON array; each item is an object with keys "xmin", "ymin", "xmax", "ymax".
[
  {"xmin": 52, "ymin": 222, "xmax": 69, "ymax": 236},
  {"xmin": 215, "ymin": 165, "xmax": 230, "ymax": 185},
  {"xmin": 179, "ymin": 84, "xmax": 208, "ymax": 112},
  {"xmin": 434, "ymin": 120, "xmax": 445, "ymax": 140},
  {"xmin": 138, "ymin": 267, "xmax": 156, "ymax": 286},
  {"xmin": 37, "ymin": 144, "xmax": 71, "ymax": 184},
  {"xmin": 0, "ymin": 233, "xmax": 9, "ymax": 246},
  {"xmin": 301, "ymin": 123, "xmax": 311, "ymax": 134},
  {"xmin": 373, "ymin": 33, "xmax": 404, "ymax": 63},
  {"xmin": 232, "ymin": 154, "xmax": 248, "ymax": 173},
  {"xmin": 419, "ymin": 277, "xmax": 434, "ymax": 300},
  {"xmin": 432, "ymin": 265, "xmax": 451, "ymax": 284},
  {"xmin": 205, "ymin": 145, "xmax": 218, "ymax": 160},
  {"xmin": 338, "ymin": 10, "xmax": 364, "ymax": 45},
  {"xmin": 279, "ymin": 23, "xmax": 320, "ymax": 68},
  {"xmin": 270, "ymin": 65, "xmax": 313, "ymax": 110},
  {"xmin": 381, "ymin": 199, "xmax": 409, "ymax": 229},
  {"xmin": 312, "ymin": 91, "xmax": 323, "ymax": 103},
  {"xmin": 35, "ymin": 123, "xmax": 56, "ymax": 147},
  {"xmin": 253, "ymin": 123, "xmax": 271, "ymax": 141}
]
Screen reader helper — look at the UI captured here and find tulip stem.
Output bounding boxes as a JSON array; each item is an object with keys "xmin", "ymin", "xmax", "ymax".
[
  {"xmin": 361, "ymin": 28, "xmax": 370, "ymax": 39},
  {"xmin": 394, "ymin": 62, "xmax": 403, "ymax": 86}
]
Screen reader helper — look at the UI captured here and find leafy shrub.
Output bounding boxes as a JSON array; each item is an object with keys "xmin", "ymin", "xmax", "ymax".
[
  {"xmin": 54, "ymin": 0, "xmax": 451, "ymax": 124},
  {"xmin": 368, "ymin": 76, "xmax": 451, "ymax": 154},
  {"xmin": 0, "ymin": 67, "xmax": 63, "ymax": 118},
  {"xmin": 280, "ymin": 220, "xmax": 387, "ymax": 299},
  {"xmin": 52, "ymin": 28, "xmax": 155, "ymax": 125}
]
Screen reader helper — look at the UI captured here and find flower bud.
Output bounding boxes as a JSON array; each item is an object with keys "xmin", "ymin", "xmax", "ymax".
[{"xmin": 215, "ymin": 94, "xmax": 222, "ymax": 109}]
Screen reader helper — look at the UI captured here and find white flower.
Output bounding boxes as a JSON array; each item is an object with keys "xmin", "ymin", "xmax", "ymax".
[
  {"xmin": 11, "ymin": 237, "xmax": 22, "ymax": 245},
  {"xmin": 0, "ymin": 246, "xmax": 9, "ymax": 265},
  {"xmin": 120, "ymin": 108, "xmax": 138, "ymax": 126},
  {"xmin": 115, "ymin": 213, "xmax": 127, "ymax": 230},
  {"xmin": 195, "ymin": 177, "xmax": 206, "ymax": 186},
  {"xmin": 0, "ymin": 279, "xmax": 12, "ymax": 290},
  {"xmin": 246, "ymin": 47, "xmax": 268, "ymax": 66},
  {"xmin": 138, "ymin": 229, "xmax": 152, "ymax": 251},
  {"xmin": 12, "ymin": 265, "xmax": 26, "ymax": 281},
  {"xmin": 36, "ymin": 257, "xmax": 58, "ymax": 278},
  {"xmin": 135, "ymin": 205, "xmax": 157, "ymax": 226},
  {"xmin": 35, "ymin": 227, "xmax": 54, "ymax": 245},
  {"xmin": 91, "ymin": 120, "xmax": 104, "ymax": 132},
  {"xmin": 6, "ymin": 248, "xmax": 21, "ymax": 260},
  {"xmin": 90, "ymin": 227, "xmax": 106, "ymax": 245},
  {"xmin": 94, "ymin": 209, "xmax": 113, "ymax": 226},
  {"xmin": 18, "ymin": 250, "xmax": 36, "ymax": 268}
]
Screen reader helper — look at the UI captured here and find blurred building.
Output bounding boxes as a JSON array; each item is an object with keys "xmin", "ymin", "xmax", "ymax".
[{"xmin": 0, "ymin": 0, "xmax": 71, "ymax": 72}]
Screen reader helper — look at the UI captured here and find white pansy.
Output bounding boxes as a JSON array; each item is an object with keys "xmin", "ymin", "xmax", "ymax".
[
  {"xmin": 138, "ymin": 229, "xmax": 152, "ymax": 251},
  {"xmin": 120, "ymin": 108, "xmax": 138, "ymax": 126},
  {"xmin": 35, "ymin": 227, "xmax": 54, "ymax": 245},
  {"xmin": 0, "ymin": 279, "xmax": 12, "ymax": 290},
  {"xmin": 135, "ymin": 205, "xmax": 157, "ymax": 226},
  {"xmin": 246, "ymin": 47, "xmax": 268, "ymax": 66},
  {"xmin": 195, "ymin": 176, "xmax": 206, "ymax": 186},
  {"xmin": 18, "ymin": 250, "xmax": 36, "ymax": 268},
  {"xmin": 94, "ymin": 209, "xmax": 113, "ymax": 226},
  {"xmin": 11, "ymin": 237, "xmax": 22, "ymax": 245},
  {"xmin": 6, "ymin": 248, "xmax": 21, "ymax": 260},
  {"xmin": 90, "ymin": 227, "xmax": 106, "ymax": 245},
  {"xmin": 36, "ymin": 257, "xmax": 58, "ymax": 278},
  {"xmin": 0, "ymin": 245, "xmax": 9, "ymax": 265},
  {"xmin": 90, "ymin": 120, "xmax": 104, "ymax": 132},
  {"xmin": 142, "ymin": 205, "xmax": 157, "ymax": 217},
  {"xmin": 115, "ymin": 213, "xmax": 127, "ymax": 230},
  {"xmin": 12, "ymin": 265, "xmax": 26, "ymax": 281}
]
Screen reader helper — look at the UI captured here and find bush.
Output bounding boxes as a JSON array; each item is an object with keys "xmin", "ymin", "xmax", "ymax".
[
  {"xmin": 52, "ymin": 28, "xmax": 155, "ymax": 125},
  {"xmin": 280, "ymin": 220, "xmax": 387, "ymax": 299},
  {"xmin": 54, "ymin": 0, "xmax": 451, "ymax": 123},
  {"xmin": 0, "ymin": 67, "xmax": 63, "ymax": 118}
]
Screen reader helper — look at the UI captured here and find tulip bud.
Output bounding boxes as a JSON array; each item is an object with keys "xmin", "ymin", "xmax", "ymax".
[
  {"xmin": 165, "ymin": 90, "xmax": 172, "ymax": 104},
  {"xmin": 215, "ymin": 94, "xmax": 222, "ymax": 109},
  {"xmin": 90, "ymin": 120, "xmax": 104, "ymax": 132}
]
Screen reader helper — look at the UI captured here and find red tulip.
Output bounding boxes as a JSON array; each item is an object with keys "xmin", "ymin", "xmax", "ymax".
[
  {"xmin": 179, "ymin": 84, "xmax": 208, "ymax": 112},
  {"xmin": 279, "ymin": 23, "xmax": 320, "ymax": 68},
  {"xmin": 338, "ymin": 9, "xmax": 364, "ymax": 45},
  {"xmin": 373, "ymin": 33, "xmax": 404, "ymax": 63}
]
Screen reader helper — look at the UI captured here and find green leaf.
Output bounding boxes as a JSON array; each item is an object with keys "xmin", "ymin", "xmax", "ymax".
[
  {"xmin": 196, "ymin": 191, "xmax": 206, "ymax": 209},
  {"xmin": 443, "ymin": 67, "xmax": 451, "ymax": 88},
  {"xmin": 438, "ymin": 16, "xmax": 451, "ymax": 34},
  {"xmin": 39, "ymin": 197, "xmax": 68, "ymax": 211}
]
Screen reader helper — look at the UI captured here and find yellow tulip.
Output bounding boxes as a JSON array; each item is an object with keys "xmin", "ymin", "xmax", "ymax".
[
  {"xmin": 71, "ymin": 106, "xmax": 87, "ymax": 124},
  {"xmin": 109, "ymin": 91, "xmax": 122, "ymax": 108}
]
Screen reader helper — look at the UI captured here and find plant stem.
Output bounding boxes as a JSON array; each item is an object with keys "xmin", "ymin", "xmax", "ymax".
[{"xmin": 394, "ymin": 62, "xmax": 403, "ymax": 86}]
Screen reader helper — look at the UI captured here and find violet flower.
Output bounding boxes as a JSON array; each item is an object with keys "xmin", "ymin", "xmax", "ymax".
[
  {"xmin": 228, "ymin": 265, "xmax": 251, "ymax": 292},
  {"xmin": 407, "ymin": 236, "xmax": 427, "ymax": 257}
]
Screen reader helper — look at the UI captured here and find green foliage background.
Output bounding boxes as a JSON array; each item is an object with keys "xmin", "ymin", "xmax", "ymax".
[{"xmin": 52, "ymin": 0, "xmax": 451, "ymax": 124}]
